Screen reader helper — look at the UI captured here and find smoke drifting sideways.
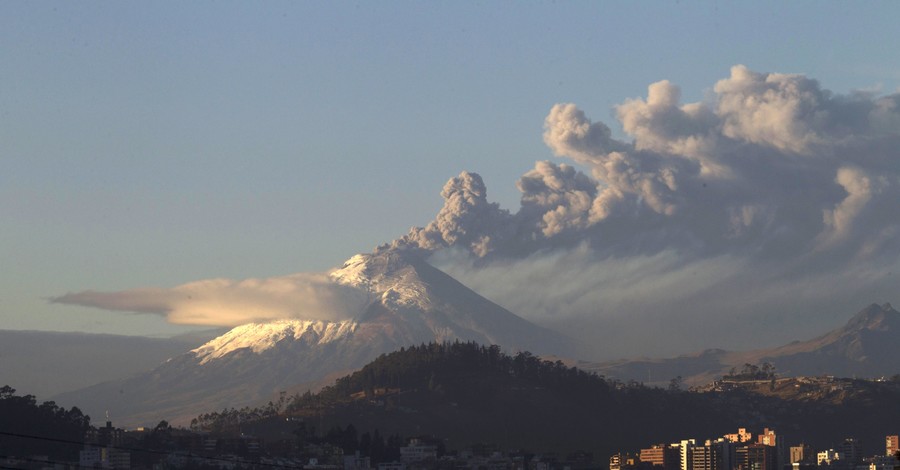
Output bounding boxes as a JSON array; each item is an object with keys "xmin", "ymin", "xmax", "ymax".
[
  {"xmin": 388, "ymin": 65, "xmax": 900, "ymax": 357},
  {"xmin": 51, "ymin": 273, "xmax": 369, "ymax": 327}
]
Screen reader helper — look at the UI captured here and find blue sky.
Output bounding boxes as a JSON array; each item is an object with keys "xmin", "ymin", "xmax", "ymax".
[{"xmin": 3, "ymin": 1, "xmax": 900, "ymax": 337}]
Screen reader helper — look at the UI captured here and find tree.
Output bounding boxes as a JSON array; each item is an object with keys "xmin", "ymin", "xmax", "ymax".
[
  {"xmin": 668, "ymin": 376, "xmax": 683, "ymax": 391},
  {"xmin": 0, "ymin": 385, "xmax": 15, "ymax": 399}
]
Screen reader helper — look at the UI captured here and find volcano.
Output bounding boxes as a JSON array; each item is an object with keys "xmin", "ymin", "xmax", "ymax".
[{"xmin": 53, "ymin": 250, "xmax": 574, "ymax": 427}]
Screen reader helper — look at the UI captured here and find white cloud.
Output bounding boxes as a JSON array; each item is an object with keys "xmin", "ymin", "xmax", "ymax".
[{"xmin": 52, "ymin": 273, "xmax": 368, "ymax": 327}]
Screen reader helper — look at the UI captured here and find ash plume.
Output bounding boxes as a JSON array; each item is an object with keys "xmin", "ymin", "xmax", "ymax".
[
  {"xmin": 393, "ymin": 65, "xmax": 900, "ymax": 265},
  {"xmin": 394, "ymin": 65, "xmax": 900, "ymax": 356}
]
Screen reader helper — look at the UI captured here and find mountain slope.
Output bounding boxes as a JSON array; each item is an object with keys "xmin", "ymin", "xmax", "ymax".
[
  {"xmin": 0, "ymin": 329, "xmax": 219, "ymax": 398},
  {"xmin": 53, "ymin": 251, "xmax": 573, "ymax": 427},
  {"xmin": 584, "ymin": 303, "xmax": 900, "ymax": 386},
  {"xmin": 757, "ymin": 302, "xmax": 900, "ymax": 377}
]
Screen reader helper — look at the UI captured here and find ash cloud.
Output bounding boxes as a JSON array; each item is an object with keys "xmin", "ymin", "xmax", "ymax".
[
  {"xmin": 394, "ymin": 65, "xmax": 900, "ymax": 356},
  {"xmin": 394, "ymin": 65, "xmax": 900, "ymax": 264},
  {"xmin": 52, "ymin": 273, "xmax": 368, "ymax": 327}
]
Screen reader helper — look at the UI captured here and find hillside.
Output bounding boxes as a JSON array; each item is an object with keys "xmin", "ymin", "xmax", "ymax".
[{"xmin": 192, "ymin": 342, "xmax": 900, "ymax": 459}]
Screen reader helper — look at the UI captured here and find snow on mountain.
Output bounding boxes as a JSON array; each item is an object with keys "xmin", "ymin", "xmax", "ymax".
[
  {"xmin": 330, "ymin": 252, "xmax": 433, "ymax": 311},
  {"xmin": 54, "ymin": 250, "xmax": 575, "ymax": 427},
  {"xmin": 191, "ymin": 320, "xmax": 357, "ymax": 365}
]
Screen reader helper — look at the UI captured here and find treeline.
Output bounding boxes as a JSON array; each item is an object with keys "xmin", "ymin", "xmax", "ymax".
[
  {"xmin": 287, "ymin": 341, "xmax": 611, "ymax": 411},
  {"xmin": 0, "ymin": 385, "xmax": 92, "ymax": 460},
  {"xmin": 723, "ymin": 362, "xmax": 777, "ymax": 381},
  {"xmin": 190, "ymin": 392, "xmax": 288, "ymax": 434},
  {"xmin": 193, "ymin": 341, "xmax": 619, "ymax": 433},
  {"xmin": 275, "ymin": 341, "xmax": 731, "ymax": 454}
]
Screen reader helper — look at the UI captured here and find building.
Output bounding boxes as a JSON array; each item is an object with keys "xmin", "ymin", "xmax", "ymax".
[
  {"xmin": 344, "ymin": 451, "xmax": 371, "ymax": 470},
  {"xmin": 817, "ymin": 449, "xmax": 840, "ymax": 466},
  {"xmin": 734, "ymin": 444, "xmax": 777, "ymax": 470},
  {"xmin": 757, "ymin": 429, "xmax": 777, "ymax": 447},
  {"xmin": 399, "ymin": 438, "xmax": 437, "ymax": 463},
  {"xmin": 611, "ymin": 452, "xmax": 640, "ymax": 470},
  {"xmin": 79, "ymin": 446, "xmax": 130, "ymax": 470},
  {"xmin": 80, "ymin": 419, "xmax": 130, "ymax": 470},
  {"xmin": 886, "ymin": 436, "xmax": 899, "ymax": 457},
  {"xmin": 755, "ymin": 427, "xmax": 784, "ymax": 470},
  {"xmin": 680, "ymin": 440, "xmax": 696, "ymax": 470},
  {"xmin": 866, "ymin": 455, "xmax": 900, "ymax": 470},
  {"xmin": 790, "ymin": 444, "xmax": 813, "ymax": 464},
  {"xmin": 691, "ymin": 440, "xmax": 730, "ymax": 470},
  {"xmin": 837, "ymin": 439, "xmax": 862, "ymax": 468},
  {"xmin": 725, "ymin": 429, "xmax": 753, "ymax": 444},
  {"xmin": 641, "ymin": 444, "xmax": 680, "ymax": 470}
]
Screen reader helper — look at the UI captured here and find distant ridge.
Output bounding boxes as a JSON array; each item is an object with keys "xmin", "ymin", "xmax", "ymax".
[
  {"xmin": 583, "ymin": 303, "xmax": 900, "ymax": 386},
  {"xmin": 0, "ymin": 329, "xmax": 218, "ymax": 398}
]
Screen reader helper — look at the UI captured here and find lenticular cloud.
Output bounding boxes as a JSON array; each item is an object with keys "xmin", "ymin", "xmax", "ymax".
[{"xmin": 51, "ymin": 273, "xmax": 368, "ymax": 326}]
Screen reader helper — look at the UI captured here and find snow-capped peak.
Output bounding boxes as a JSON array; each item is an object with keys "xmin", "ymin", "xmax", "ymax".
[
  {"xmin": 191, "ymin": 319, "xmax": 356, "ymax": 365},
  {"xmin": 329, "ymin": 252, "xmax": 432, "ymax": 311},
  {"xmin": 329, "ymin": 254, "xmax": 373, "ymax": 289}
]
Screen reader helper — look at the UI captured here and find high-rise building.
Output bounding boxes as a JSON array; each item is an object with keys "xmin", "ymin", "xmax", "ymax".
[
  {"xmin": 887, "ymin": 435, "xmax": 899, "ymax": 457},
  {"xmin": 680, "ymin": 440, "xmax": 696, "ymax": 470},
  {"xmin": 692, "ymin": 440, "xmax": 731, "ymax": 470},
  {"xmin": 725, "ymin": 429, "xmax": 753, "ymax": 443},
  {"xmin": 611, "ymin": 452, "xmax": 640, "ymax": 470},
  {"xmin": 817, "ymin": 449, "xmax": 839, "ymax": 466},
  {"xmin": 790, "ymin": 444, "xmax": 813, "ymax": 464},
  {"xmin": 757, "ymin": 429, "xmax": 777, "ymax": 447},
  {"xmin": 734, "ymin": 444, "xmax": 777, "ymax": 470},
  {"xmin": 641, "ymin": 444, "xmax": 680, "ymax": 470},
  {"xmin": 837, "ymin": 438, "xmax": 862, "ymax": 467},
  {"xmin": 611, "ymin": 453, "xmax": 623, "ymax": 470}
]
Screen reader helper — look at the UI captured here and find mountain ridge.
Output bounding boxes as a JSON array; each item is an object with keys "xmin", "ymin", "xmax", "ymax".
[{"xmin": 583, "ymin": 302, "xmax": 900, "ymax": 386}]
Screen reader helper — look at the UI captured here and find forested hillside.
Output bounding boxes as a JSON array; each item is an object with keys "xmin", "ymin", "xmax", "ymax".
[{"xmin": 190, "ymin": 342, "xmax": 900, "ymax": 458}]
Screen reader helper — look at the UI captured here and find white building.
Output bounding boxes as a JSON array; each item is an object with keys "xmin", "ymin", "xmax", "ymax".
[{"xmin": 399, "ymin": 439, "xmax": 437, "ymax": 463}]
